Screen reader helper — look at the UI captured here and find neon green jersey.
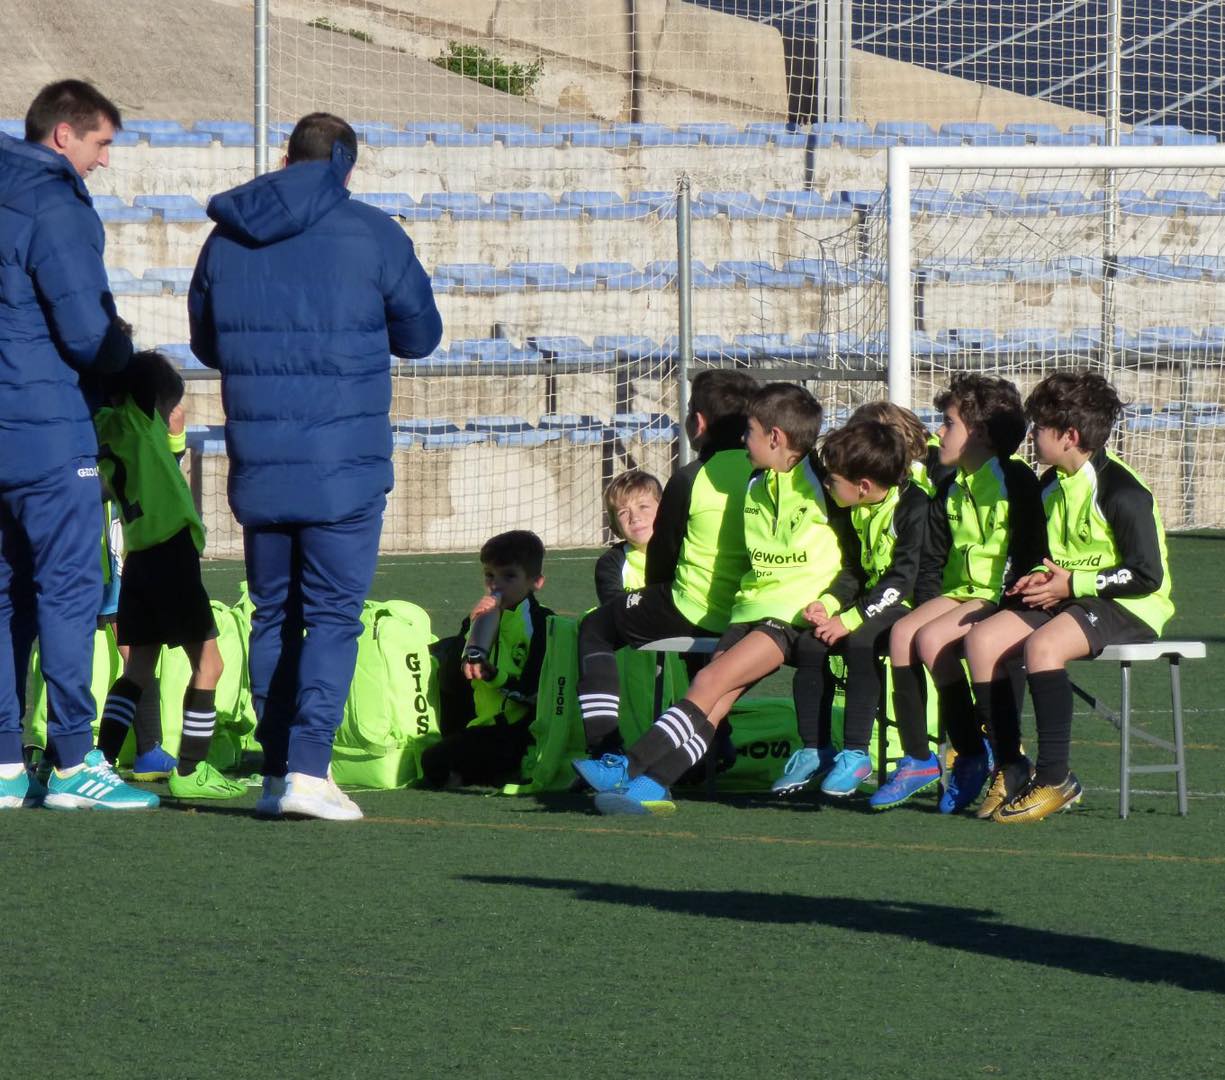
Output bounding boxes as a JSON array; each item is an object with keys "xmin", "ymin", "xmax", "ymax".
[{"xmin": 94, "ymin": 397, "xmax": 204, "ymax": 553}]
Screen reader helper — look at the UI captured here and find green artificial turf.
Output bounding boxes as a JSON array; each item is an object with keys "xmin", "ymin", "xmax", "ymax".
[{"xmin": 2, "ymin": 535, "xmax": 1222, "ymax": 1078}]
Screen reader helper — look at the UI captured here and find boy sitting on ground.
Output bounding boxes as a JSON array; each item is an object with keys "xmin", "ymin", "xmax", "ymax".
[
  {"xmin": 963, "ymin": 371, "xmax": 1174, "ymax": 823},
  {"xmin": 422, "ymin": 530, "xmax": 553, "ymax": 788}
]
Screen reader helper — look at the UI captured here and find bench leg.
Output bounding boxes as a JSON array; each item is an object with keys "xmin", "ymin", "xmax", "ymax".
[
  {"xmin": 1171, "ymin": 657, "xmax": 1189, "ymax": 816},
  {"xmin": 1119, "ymin": 661, "xmax": 1132, "ymax": 819}
]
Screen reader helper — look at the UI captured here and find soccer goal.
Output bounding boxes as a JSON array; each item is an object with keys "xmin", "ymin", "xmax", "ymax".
[{"xmin": 882, "ymin": 144, "xmax": 1225, "ymax": 530}]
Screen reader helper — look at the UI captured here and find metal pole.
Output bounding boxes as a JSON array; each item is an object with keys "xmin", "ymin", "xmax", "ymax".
[
  {"xmin": 886, "ymin": 148, "xmax": 913, "ymax": 408},
  {"xmin": 676, "ymin": 176, "xmax": 694, "ymax": 467},
  {"xmin": 1101, "ymin": 0, "xmax": 1122, "ymax": 377},
  {"xmin": 255, "ymin": 0, "xmax": 269, "ymax": 177},
  {"xmin": 626, "ymin": 0, "xmax": 642, "ymax": 124}
]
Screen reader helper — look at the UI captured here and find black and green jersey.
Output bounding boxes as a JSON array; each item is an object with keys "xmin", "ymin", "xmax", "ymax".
[
  {"xmin": 922, "ymin": 455, "xmax": 1047, "ymax": 603},
  {"xmin": 594, "ymin": 542, "xmax": 646, "ymax": 605},
  {"xmin": 731, "ymin": 456, "xmax": 859, "ymax": 626},
  {"xmin": 1039, "ymin": 448, "xmax": 1174, "ymax": 634},
  {"xmin": 468, "ymin": 592, "xmax": 554, "ymax": 727},
  {"xmin": 840, "ymin": 482, "xmax": 930, "ymax": 632},
  {"xmin": 93, "ymin": 396, "xmax": 205, "ymax": 554},
  {"xmin": 647, "ymin": 446, "xmax": 755, "ymax": 633}
]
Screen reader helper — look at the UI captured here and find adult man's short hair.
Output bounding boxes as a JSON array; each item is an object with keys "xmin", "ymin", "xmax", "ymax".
[
  {"xmin": 286, "ymin": 112, "xmax": 359, "ymax": 165},
  {"xmin": 25, "ymin": 80, "xmax": 122, "ymax": 142}
]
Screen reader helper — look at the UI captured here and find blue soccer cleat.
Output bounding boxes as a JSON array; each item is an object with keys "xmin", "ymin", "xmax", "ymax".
[
  {"xmin": 0, "ymin": 767, "xmax": 45, "ymax": 809},
  {"xmin": 939, "ymin": 747, "xmax": 992, "ymax": 814},
  {"xmin": 771, "ymin": 745, "xmax": 835, "ymax": 795},
  {"xmin": 44, "ymin": 749, "xmax": 160, "ymax": 810},
  {"xmin": 571, "ymin": 753, "xmax": 630, "ymax": 794},
  {"xmin": 129, "ymin": 744, "xmax": 177, "ymax": 782},
  {"xmin": 868, "ymin": 753, "xmax": 942, "ymax": 811},
  {"xmin": 593, "ymin": 775, "xmax": 675, "ymax": 816},
  {"xmin": 820, "ymin": 748, "xmax": 874, "ymax": 797}
]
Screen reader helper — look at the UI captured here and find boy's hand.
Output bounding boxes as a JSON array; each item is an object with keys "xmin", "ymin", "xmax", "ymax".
[
  {"xmin": 1019, "ymin": 559, "xmax": 1072, "ymax": 609},
  {"xmin": 167, "ymin": 403, "xmax": 186, "ymax": 436},
  {"xmin": 802, "ymin": 600, "xmax": 829, "ymax": 625},
  {"xmin": 462, "ymin": 659, "xmax": 495, "ymax": 682},
  {"xmin": 814, "ymin": 614, "xmax": 849, "ymax": 645},
  {"xmin": 469, "ymin": 594, "xmax": 499, "ymax": 622},
  {"xmin": 1006, "ymin": 570, "xmax": 1046, "ymax": 596}
]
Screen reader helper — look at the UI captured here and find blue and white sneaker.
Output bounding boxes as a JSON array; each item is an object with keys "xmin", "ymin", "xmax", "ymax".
[
  {"xmin": 593, "ymin": 775, "xmax": 676, "ymax": 816},
  {"xmin": 571, "ymin": 753, "xmax": 630, "ymax": 794},
  {"xmin": 771, "ymin": 745, "xmax": 835, "ymax": 795},
  {"xmin": 820, "ymin": 748, "xmax": 873, "ymax": 797},
  {"xmin": 868, "ymin": 753, "xmax": 942, "ymax": 811},
  {"xmin": 939, "ymin": 748, "xmax": 992, "ymax": 814},
  {"xmin": 44, "ymin": 749, "xmax": 160, "ymax": 810},
  {"xmin": 0, "ymin": 767, "xmax": 45, "ymax": 809},
  {"xmin": 255, "ymin": 776, "xmax": 287, "ymax": 819},
  {"xmin": 129, "ymin": 744, "xmax": 177, "ymax": 782}
]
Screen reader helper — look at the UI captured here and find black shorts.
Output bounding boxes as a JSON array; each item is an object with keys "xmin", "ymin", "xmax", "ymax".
[
  {"xmin": 717, "ymin": 618, "xmax": 827, "ymax": 668},
  {"xmin": 606, "ymin": 582, "xmax": 712, "ymax": 648},
  {"xmin": 117, "ymin": 526, "xmax": 217, "ymax": 648},
  {"xmin": 1034, "ymin": 597, "xmax": 1156, "ymax": 657}
]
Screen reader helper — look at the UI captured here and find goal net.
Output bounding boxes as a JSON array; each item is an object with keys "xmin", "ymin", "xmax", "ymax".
[{"xmin": 880, "ymin": 144, "xmax": 1225, "ymax": 530}]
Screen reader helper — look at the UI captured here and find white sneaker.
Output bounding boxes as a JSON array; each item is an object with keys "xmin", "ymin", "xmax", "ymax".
[
  {"xmin": 280, "ymin": 771, "xmax": 363, "ymax": 821},
  {"xmin": 255, "ymin": 775, "xmax": 287, "ymax": 818}
]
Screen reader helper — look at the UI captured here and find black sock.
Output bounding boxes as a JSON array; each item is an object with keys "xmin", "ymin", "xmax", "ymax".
[
  {"xmin": 132, "ymin": 676, "xmax": 162, "ymax": 755},
  {"xmin": 792, "ymin": 665, "xmax": 828, "ymax": 748},
  {"xmin": 1028, "ymin": 669, "xmax": 1073, "ymax": 785},
  {"xmin": 937, "ymin": 676, "xmax": 980, "ymax": 756},
  {"xmin": 974, "ymin": 677, "xmax": 1022, "ymax": 766},
  {"xmin": 177, "ymin": 687, "xmax": 217, "ymax": 775},
  {"xmin": 98, "ymin": 677, "xmax": 141, "ymax": 763},
  {"xmin": 628, "ymin": 699, "xmax": 713, "ymax": 785},
  {"xmin": 841, "ymin": 644, "xmax": 884, "ymax": 753},
  {"xmin": 891, "ymin": 664, "xmax": 930, "ymax": 760}
]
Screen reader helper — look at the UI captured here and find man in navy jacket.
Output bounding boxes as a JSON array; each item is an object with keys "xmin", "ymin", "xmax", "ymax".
[
  {"xmin": 0, "ymin": 80, "xmax": 154, "ymax": 811},
  {"xmin": 189, "ymin": 112, "xmax": 442, "ymax": 820}
]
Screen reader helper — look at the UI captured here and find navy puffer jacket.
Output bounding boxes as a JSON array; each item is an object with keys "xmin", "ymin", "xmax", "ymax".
[
  {"xmin": 0, "ymin": 133, "xmax": 132, "ymax": 488},
  {"xmin": 188, "ymin": 144, "xmax": 442, "ymax": 526}
]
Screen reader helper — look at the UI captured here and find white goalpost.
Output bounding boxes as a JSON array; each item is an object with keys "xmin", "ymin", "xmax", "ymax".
[{"xmin": 884, "ymin": 144, "xmax": 1225, "ymax": 529}]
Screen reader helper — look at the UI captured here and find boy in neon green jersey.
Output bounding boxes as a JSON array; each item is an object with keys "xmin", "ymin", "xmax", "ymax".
[
  {"xmin": 886, "ymin": 374, "xmax": 1047, "ymax": 814},
  {"xmin": 422, "ymin": 530, "xmax": 553, "ymax": 788},
  {"xmin": 93, "ymin": 351, "xmax": 243, "ymax": 799},
  {"xmin": 594, "ymin": 470, "xmax": 662, "ymax": 604},
  {"xmin": 575, "ymin": 383, "xmax": 860, "ymax": 815},
  {"xmin": 778, "ymin": 417, "xmax": 933, "ymax": 801},
  {"xmin": 964, "ymin": 371, "xmax": 1173, "ymax": 822}
]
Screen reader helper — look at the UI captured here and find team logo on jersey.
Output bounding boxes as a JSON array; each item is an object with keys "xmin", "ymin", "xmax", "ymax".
[
  {"xmin": 625, "ymin": 592, "xmax": 642, "ymax": 608},
  {"xmin": 788, "ymin": 505, "xmax": 809, "ymax": 532},
  {"xmin": 512, "ymin": 642, "xmax": 528, "ymax": 668}
]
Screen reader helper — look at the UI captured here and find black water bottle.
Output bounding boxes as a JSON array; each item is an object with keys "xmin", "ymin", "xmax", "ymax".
[{"xmin": 463, "ymin": 591, "xmax": 502, "ymax": 667}]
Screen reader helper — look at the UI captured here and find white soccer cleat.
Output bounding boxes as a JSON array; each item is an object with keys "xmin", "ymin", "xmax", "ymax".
[{"xmin": 279, "ymin": 770, "xmax": 363, "ymax": 821}]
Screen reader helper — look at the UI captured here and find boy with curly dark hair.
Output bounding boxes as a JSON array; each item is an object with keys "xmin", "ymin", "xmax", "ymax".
[
  {"xmin": 878, "ymin": 374, "xmax": 1047, "ymax": 813},
  {"xmin": 962, "ymin": 371, "xmax": 1173, "ymax": 823}
]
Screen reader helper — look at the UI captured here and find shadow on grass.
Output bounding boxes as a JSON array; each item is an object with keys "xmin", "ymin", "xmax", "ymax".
[{"xmin": 463, "ymin": 874, "xmax": 1225, "ymax": 994}]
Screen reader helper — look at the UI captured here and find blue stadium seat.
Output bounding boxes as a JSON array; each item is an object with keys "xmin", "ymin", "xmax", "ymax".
[
  {"xmin": 838, "ymin": 133, "xmax": 898, "ymax": 149},
  {"xmin": 354, "ymin": 193, "xmax": 443, "ymax": 220},
  {"xmin": 698, "ymin": 192, "xmax": 766, "ymax": 218},
  {"xmin": 466, "ymin": 415, "xmax": 534, "ymax": 433},
  {"xmin": 1118, "ymin": 132, "xmax": 1159, "ymax": 145},
  {"xmin": 92, "ymin": 195, "xmax": 154, "ymax": 224},
  {"xmin": 538, "ymin": 413, "xmax": 604, "ymax": 430},
  {"xmin": 123, "ymin": 119, "xmax": 186, "ymax": 135},
  {"xmin": 995, "ymin": 328, "xmax": 1063, "ymax": 354},
  {"xmin": 613, "ymin": 412, "xmax": 678, "ymax": 443},
  {"xmin": 142, "ymin": 268, "xmax": 193, "ymax": 295},
  {"xmin": 838, "ymin": 189, "xmax": 885, "ymax": 211},
  {"xmin": 876, "ymin": 121, "xmax": 936, "ymax": 141},
  {"xmin": 132, "ymin": 195, "xmax": 209, "ymax": 222},
  {"xmin": 508, "ymin": 262, "xmax": 586, "ymax": 290},
  {"xmin": 1180, "ymin": 255, "xmax": 1225, "ymax": 280},
  {"xmin": 106, "ymin": 267, "xmax": 163, "ymax": 296},
  {"xmin": 718, "ymin": 260, "xmax": 805, "ymax": 288},
  {"xmin": 490, "ymin": 192, "xmax": 579, "ymax": 219},
  {"xmin": 676, "ymin": 123, "xmax": 765, "ymax": 147},
  {"xmin": 418, "ymin": 192, "xmax": 509, "ymax": 220},
  {"xmin": 561, "ymin": 191, "xmax": 625, "ymax": 211},
  {"xmin": 433, "ymin": 263, "xmax": 525, "ymax": 292},
  {"xmin": 475, "ymin": 122, "xmax": 559, "ymax": 146},
  {"xmin": 528, "ymin": 336, "xmax": 618, "ymax": 369},
  {"xmin": 1132, "ymin": 124, "xmax": 1203, "ymax": 145},
  {"xmin": 812, "ymin": 121, "xmax": 870, "ymax": 137},
  {"xmin": 745, "ymin": 122, "xmax": 816, "ymax": 148},
  {"xmin": 910, "ymin": 188, "xmax": 958, "ymax": 214},
  {"xmin": 193, "ymin": 120, "xmax": 255, "ymax": 146},
  {"xmin": 592, "ymin": 336, "xmax": 662, "ymax": 361},
  {"xmin": 671, "ymin": 334, "xmax": 752, "ymax": 365},
  {"xmin": 1005, "ymin": 123, "xmax": 1061, "ymax": 142},
  {"xmin": 450, "ymin": 339, "xmax": 540, "ymax": 363},
  {"xmin": 1069, "ymin": 125, "xmax": 1107, "ymax": 142},
  {"xmin": 960, "ymin": 189, "xmax": 1036, "ymax": 215},
  {"xmin": 936, "ymin": 328, "xmax": 997, "ymax": 351},
  {"xmin": 432, "ymin": 131, "xmax": 496, "ymax": 147},
  {"xmin": 157, "ymin": 343, "xmax": 208, "ymax": 370},
  {"xmin": 540, "ymin": 122, "xmax": 602, "ymax": 137},
  {"xmin": 609, "ymin": 122, "xmax": 698, "ymax": 147},
  {"xmin": 1036, "ymin": 132, "xmax": 1098, "ymax": 147},
  {"xmin": 785, "ymin": 259, "xmax": 855, "ymax": 286},
  {"xmin": 969, "ymin": 132, "xmax": 1031, "ymax": 146},
  {"xmin": 569, "ymin": 127, "xmax": 635, "ymax": 148},
  {"xmin": 403, "ymin": 122, "xmax": 462, "ymax": 137}
]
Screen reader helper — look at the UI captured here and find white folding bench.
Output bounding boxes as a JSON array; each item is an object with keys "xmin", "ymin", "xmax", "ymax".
[
  {"xmin": 638, "ymin": 636, "xmax": 720, "ymax": 793},
  {"xmin": 1069, "ymin": 640, "xmax": 1205, "ymax": 818}
]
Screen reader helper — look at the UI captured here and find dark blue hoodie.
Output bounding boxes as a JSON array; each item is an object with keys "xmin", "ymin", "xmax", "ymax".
[
  {"xmin": 188, "ymin": 143, "xmax": 442, "ymax": 526},
  {"xmin": 0, "ymin": 132, "xmax": 132, "ymax": 488}
]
